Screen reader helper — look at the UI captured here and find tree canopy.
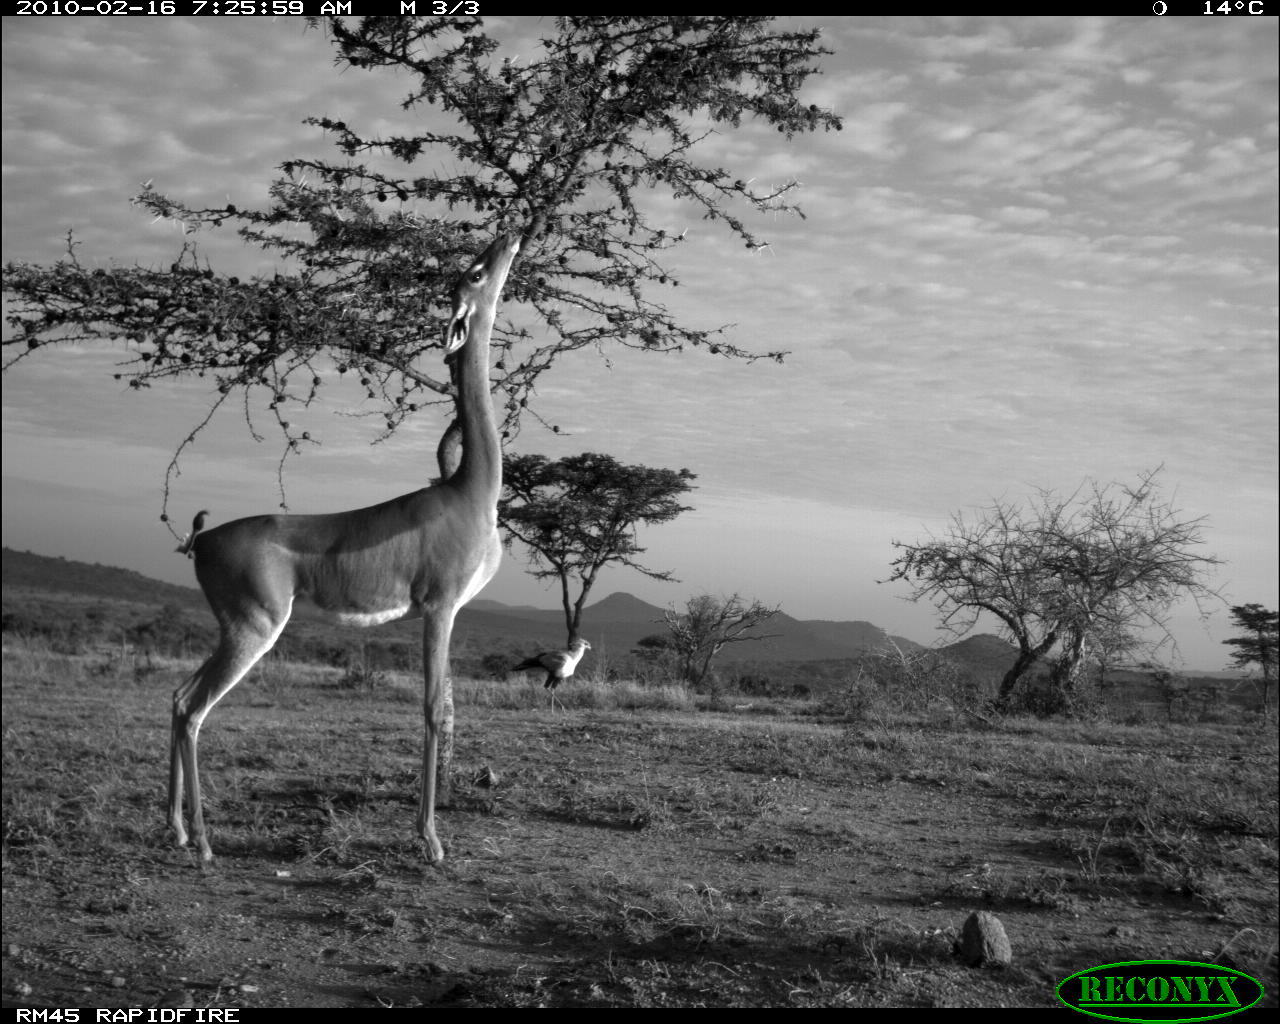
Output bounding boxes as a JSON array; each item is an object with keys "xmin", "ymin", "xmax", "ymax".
[
  {"xmin": 1223, "ymin": 603, "xmax": 1278, "ymax": 714},
  {"xmin": 1223, "ymin": 604, "xmax": 1278, "ymax": 677},
  {"xmin": 887, "ymin": 469, "xmax": 1222, "ymax": 713},
  {"xmin": 2, "ymin": 16, "xmax": 841, "ymax": 522},
  {"xmin": 499, "ymin": 451, "xmax": 695, "ymax": 643}
]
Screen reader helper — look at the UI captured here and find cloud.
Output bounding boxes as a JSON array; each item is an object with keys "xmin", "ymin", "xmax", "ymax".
[
  {"xmin": 993, "ymin": 205, "xmax": 1052, "ymax": 226},
  {"xmin": 839, "ymin": 101, "xmax": 910, "ymax": 159}
]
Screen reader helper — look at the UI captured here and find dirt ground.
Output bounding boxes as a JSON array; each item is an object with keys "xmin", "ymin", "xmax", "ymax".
[{"xmin": 3, "ymin": 657, "xmax": 1276, "ymax": 1008}]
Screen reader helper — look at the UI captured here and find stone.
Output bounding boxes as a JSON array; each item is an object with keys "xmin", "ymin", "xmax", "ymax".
[{"xmin": 959, "ymin": 910, "xmax": 1012, "ymax": 967}]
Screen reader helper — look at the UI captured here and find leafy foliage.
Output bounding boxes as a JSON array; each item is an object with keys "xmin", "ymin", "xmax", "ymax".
[
  {"xmin": 1223, "ymin": 604, "xmax": 1278, "ymax": 678},
  {"xmin": 3, "ymin": 16, "xmax": 841, "ymax": 520},
  {"xmin": 1223, "ymin": 603, "xmax": 1278, "ymax": 715}
]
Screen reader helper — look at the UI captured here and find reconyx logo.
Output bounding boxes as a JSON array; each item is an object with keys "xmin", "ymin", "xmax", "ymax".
[{"xmin": 1057, "ymin": 961, "xmax": 1264, "ymax": 1022}]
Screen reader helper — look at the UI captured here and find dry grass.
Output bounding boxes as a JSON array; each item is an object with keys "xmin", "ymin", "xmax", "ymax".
[{"xmin": 3, "ymin": 637, "xmax": 1276, "ymax": 1008}]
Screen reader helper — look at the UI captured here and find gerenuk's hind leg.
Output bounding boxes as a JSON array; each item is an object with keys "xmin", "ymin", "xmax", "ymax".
[{"xmin": 168, "ymin": 622, "xmax": 281, "ymax": 860}]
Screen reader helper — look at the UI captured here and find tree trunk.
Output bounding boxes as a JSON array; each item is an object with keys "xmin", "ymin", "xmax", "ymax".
[
  {"xmin": 996, "ymin": 651, "xmax": 1036, "ymax": 709},
  {"xmin": 1048, "ymin": 629, "xmax": 1089, "ymax": 715},
  {"xmin": 679, "ymin": 649, "xmax": 698, "ymax": 685},
  {"xmin": 695, "ymin": 646, "xmax": 720, "ymax": 688},
  {"xmin": 559, "ymin": 575, "xmax": 575, "ymax": 646},
  {"xmin": 995, "ymin": 632, "xmax": 1056, "ymax": 710},
  {"xmin": 569, "ymin": 586, "xmax": 591, "ymax": 645}
]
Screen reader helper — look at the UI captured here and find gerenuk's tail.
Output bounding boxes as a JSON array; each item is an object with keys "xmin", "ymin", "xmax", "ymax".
[{"xmin": 175, "ymin": 510, "xmax": 210, "ymax": 557}]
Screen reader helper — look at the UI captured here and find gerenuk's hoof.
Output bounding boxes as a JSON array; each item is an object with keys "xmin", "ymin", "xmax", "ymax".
[{"xmin": 421, "ymin": 832, "xmax": 445, "ymax": 864}]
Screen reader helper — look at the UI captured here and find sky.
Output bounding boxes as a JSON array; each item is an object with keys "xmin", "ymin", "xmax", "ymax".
[{"xmin": 2, "ymin": 16, "xmax": 1277, "ymax": 671}]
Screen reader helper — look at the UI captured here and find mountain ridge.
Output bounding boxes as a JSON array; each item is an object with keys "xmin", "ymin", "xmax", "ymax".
[{"xmin": 3, "ymin": 547, "xmax": 934, "ymax": 664}]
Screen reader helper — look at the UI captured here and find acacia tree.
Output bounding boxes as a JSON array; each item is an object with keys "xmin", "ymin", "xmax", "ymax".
[
  {"xmin": 887, "ymin": 470, "xmax": 1222, "ymax": 714},
  {"xmin": 499, "ymin": 452, "xmax": 694, "ymax": 643},
  {"xmin": 2, "ymin": 16, "xmax": 841, "ymax": 524},
  {"xmin": 661, "ymin": 593, "xmax": 781, "ymax": 687},
  {"xmin": 1223, "ymin": 604, "xmax": 1278, "ymax": 714}
]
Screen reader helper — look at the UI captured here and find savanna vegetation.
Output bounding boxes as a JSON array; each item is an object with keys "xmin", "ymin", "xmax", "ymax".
[{"xmin": 3, "ymin": 571, "xmax": 1276, "ymax": 1008}]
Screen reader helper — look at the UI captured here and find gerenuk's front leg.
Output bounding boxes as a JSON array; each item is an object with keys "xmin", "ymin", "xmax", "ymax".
[{"xmin": 416, "ymin": 612, "xmax": 454, "ymax": 863}]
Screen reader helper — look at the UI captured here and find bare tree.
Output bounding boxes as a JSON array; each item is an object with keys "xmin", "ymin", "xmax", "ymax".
[
  {"xmin": 887, "ymin": 469, "xmax": 1222, "ymax": 714},
  {"xmin": 661, "ymin": 593, "xmax": 780, "ymax": 687}
]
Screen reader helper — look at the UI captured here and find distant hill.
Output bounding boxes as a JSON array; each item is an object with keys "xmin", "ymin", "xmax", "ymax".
[
  {"xmin": 800, "ymin": 619, "xmax": 924, "ymax": 659},
  {"xmin": 461, "ymin": 594, "xmax": 928, "ymax": 663},
  {"xmin": 2, "ymin": 547, "xmax": 930, "ymax": 664},
  {"xmin": 2, "ymin": 548, "xmax": 207, "ymax": 610},
  {"xmin": 938, "ymin": 634, "xmax": 1021, "ymax": 675},
  {"xmin": 467, "ymin": 598, "xmax": 548, "ymax": 616},
  {"xmin": 580, "ymin": 591, "xmax": 670, "ymax": 623}
]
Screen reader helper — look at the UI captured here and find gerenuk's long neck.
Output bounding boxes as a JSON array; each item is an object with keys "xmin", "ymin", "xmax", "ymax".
[{"xmin": 451, "ymin": 304, "xmax": 502, "ymax": 505}]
